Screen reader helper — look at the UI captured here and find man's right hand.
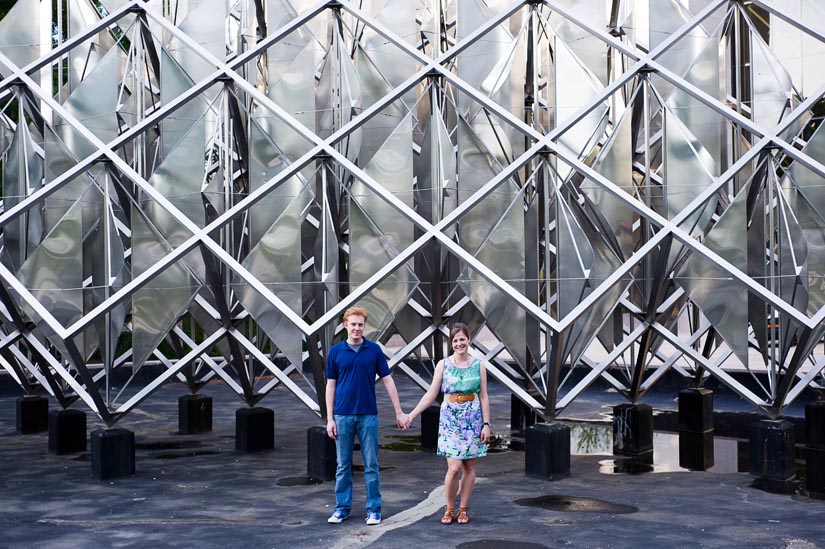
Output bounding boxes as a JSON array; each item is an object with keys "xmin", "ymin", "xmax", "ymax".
[{"xmin": 326, "ymin": 419, "xmax": 337, "ymax": 439}]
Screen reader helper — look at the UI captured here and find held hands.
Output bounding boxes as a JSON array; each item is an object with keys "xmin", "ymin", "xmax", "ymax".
[{"xmin": 396, "ymin": 411, "xmax": 489, "ymax": 441}]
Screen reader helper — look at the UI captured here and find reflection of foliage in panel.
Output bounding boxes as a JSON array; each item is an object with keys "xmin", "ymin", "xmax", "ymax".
[
  {"xmin": 0, "ymin": 0, "xmax": 13, "ymax": 19},
  {"xmin": 89, "ymin": 0, "xmax": 129, "ymax": 48},
  {"xmin": 570, "ymin": 424, "xmax": 612, "ymax": 455}
]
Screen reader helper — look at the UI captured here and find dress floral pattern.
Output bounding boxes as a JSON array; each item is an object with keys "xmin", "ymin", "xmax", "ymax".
[{"xmin": 437, "ymin": 357, "xmax": 487, "ymax": 460}]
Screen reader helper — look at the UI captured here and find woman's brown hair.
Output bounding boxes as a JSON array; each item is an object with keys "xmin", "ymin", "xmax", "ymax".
[{"xmin": 449, "ymin": 322, "xmax": 470, "ymax": 341}]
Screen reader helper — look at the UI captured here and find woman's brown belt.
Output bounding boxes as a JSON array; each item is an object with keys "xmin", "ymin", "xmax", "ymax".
[{"xmin": 447, "ymin": 393, "xmax": 476, "ymax": 403}]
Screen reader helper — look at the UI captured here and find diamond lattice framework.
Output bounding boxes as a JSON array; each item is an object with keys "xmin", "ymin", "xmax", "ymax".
[{"xmin": 0, "ymin": 0, "xmax": 824, "ymax": 424}]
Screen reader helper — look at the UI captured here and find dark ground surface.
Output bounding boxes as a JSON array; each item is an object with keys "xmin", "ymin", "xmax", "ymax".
[{"xmin": 1, "ymin": 372, "xmax": 823, "ymax": 549}]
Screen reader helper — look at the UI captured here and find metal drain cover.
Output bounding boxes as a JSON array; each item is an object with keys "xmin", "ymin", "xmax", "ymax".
[
  {"xmin": 513, "ymin": 495, "xmax": 638, "ymax": 514},
  {"xmin": 275, "ymin": 476, "xmax": 324, "ymax": 486}
]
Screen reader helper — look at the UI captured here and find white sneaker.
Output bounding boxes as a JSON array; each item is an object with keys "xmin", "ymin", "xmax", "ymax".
[
  {"xmin": 328, "ymin": 511, "xmax": 349, "ymax": 524},
  {"xmin": 365, "ymin": 512, "xmax": 381, "ymax": 525}
]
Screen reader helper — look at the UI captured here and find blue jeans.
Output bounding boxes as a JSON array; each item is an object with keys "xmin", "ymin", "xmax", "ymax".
[{"xmin": 333, "ymin": 414, "xmax": 381, "ymax": 516}]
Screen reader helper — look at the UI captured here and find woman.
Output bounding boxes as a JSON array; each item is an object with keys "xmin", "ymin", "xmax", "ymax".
[{"xmin": 404, "ymin": 323, "xmax": 491, "ymax": 524}]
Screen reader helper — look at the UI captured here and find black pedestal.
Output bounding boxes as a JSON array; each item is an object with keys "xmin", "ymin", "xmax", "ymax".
[
  {"xmin": 511, "ymin": 394, "xmax": 538, "ymax": 433},
  {"xmin": 178, "ymin": 394, "xmax": 212, "ymax": 434},
  {"xmin": 307, "ymin": 425, "xmax": 337, "ymax": 481},
  {"xmin": 525, "ymin": 422, "xmax": 570, "ymax": 480},
  {"xmin": 613, "ymin": 403, "xmax": 653, "ymax": 457},
  {"xmin": 678, "ymin": 388, "xmax": 714, "ymax": 432},
  {"xmin": 16, "ymin": 396, "xmax": 48, "ymax": 434},
  {"xmin": 677, "ymin": 389, "xmax": 714, "ymax": 471},
  {"xmin": 679, "ymin": 429, "xmax": 714, "ymax": 471},
  {"xmin": 805, "ymin": 403, "xmax": 825, "ymax": 499},
  {"xmin": 805, "ymin": 402, "xmax": 825, "ymax": 449},
  {"xmin": 737, "ymin": 440, "xmax": 750, "ymax": 473},
  {"xmin": 235, "ymin": 407, "xmax": 274, "ymax": 452},
  {"xmin": 806, "ymin": 446, "xmax": 825, "ymax": 499},
  {"xmin": 510, "ymin": 394, "xmax": 538, "ymax": 451},
  {"xmin": 48, "ymin": 409, "xmax": 87, "ymax": 454},
  {"xmin": 420, "ymin": 405, "xmax": 440, "ymax": 453},
  {"xmin": 91, "ymin": 429, "xmax": 135, "ymax": 480},
  {"xmin": 749, "ymin": 419, "xmax": 795, "ymax": 480}
]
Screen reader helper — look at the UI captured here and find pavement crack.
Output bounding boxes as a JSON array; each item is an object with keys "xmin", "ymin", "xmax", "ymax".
[
  {"xmin": 329, "ymin": 484, "xmax": 445, "ymax": 548},
  {"xmin": 329, "ymin": 478, "xmax": 489, "ymax": 548}
]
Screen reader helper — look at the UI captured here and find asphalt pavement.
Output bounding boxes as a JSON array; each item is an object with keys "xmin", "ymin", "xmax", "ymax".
[{"xmin": 0, "ymin": 373, "xmax": 823, "ymax": 549}]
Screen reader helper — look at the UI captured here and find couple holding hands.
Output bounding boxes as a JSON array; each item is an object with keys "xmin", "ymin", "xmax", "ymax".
[{"xmin": 325, "ymin": 307, "xmax": 491, "ymax": 527}]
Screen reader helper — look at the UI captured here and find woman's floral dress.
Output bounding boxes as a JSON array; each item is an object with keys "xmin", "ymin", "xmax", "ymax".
[{"xmin": 437, "ymin": 357, "xmax": 487, "ymax": 460}]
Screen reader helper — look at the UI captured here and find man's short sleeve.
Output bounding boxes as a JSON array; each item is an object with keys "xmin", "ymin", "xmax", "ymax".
[{"xmin": 375, "ymin": 346, "xmax": 390, "ymax": 378}]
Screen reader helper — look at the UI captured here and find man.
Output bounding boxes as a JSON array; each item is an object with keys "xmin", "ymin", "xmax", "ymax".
[{"xmin": 325, "ymin": 306, "xmax": 406, "ymax": 526}]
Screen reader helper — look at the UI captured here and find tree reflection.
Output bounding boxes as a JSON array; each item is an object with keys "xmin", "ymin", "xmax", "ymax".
[{"xmin": 570, "ymin": 424, "xmax": 612, "ymax": 455}]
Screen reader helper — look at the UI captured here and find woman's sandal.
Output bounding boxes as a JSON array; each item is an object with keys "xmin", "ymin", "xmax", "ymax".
[
  {"xmin": 441, "ymin": 507, "xmax": 455, "ymax": 525},
  {"xmin": 457, "ymin": 507, "xmax": 469, "ymax": 524}
]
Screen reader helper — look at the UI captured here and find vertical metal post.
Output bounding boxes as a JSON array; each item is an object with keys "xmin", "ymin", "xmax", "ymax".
[
  {"xmin": 40, "ymin": 0, "xmax": 54, "ymax": 120},
  {"xmin": 429, "ymin": 81, "xmax": 444, "ymax": 365},
  {"xmin": 104, "ymin": 165, "xmax": 112, "ymax": 406},
  {"xmin": 523, "ymin": 3, "xmax": 541, "ymax": 409}
]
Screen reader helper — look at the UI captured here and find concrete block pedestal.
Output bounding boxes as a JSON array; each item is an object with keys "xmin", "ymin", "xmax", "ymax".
[
  {"xmin": 613, "ymin": 403, "xmax": 653, "ymax": 457},
  {"xmin": 749, "ymin": 419, "xmax": 796, "ymax": 493},
  {"xmin": 48, "ymin": 409, "xmax": 87, "ymax": 455},
  {"xmin": 679, "ymin": 430, "xmax": 714, "ymax": 471},
  {"xmin": 307, "ymin": 425, "xmax": 336, "ymax": 481},
  {"xmin": 509, "ymin": 394, "xmax": 539, "ymax": 451},
  {"xmin": 178, "ymin": 394, "xmax": 212, "ymax": 434},
  {"xmin": 525, "ymin": 422, "xmax": 570, "ymax": 480},
  {"xmin": 16, "ymin": 396, "xmax": 48, "ymax": 434},
  {"xmin": 91, "ymin": 429, "xmax": 135, "ymax": 480},
  {"xmin": 678, "ymin": 389, "xmax": 714, "ymax": 471},
  {"xmin": 235, "ymin": 407, "xmax": 274, "ymax": 452},
  {"xmin": 805, "ymin": 402, "xmax": 825, "ymax": 499}
]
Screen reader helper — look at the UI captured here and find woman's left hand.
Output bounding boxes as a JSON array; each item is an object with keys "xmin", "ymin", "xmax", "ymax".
[{"xmin": 480, "ymin": 424, "xmax": 490, "ymax": 443}]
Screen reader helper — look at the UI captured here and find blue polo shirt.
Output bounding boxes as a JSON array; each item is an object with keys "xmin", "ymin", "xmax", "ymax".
[{"xmin": 326, "ymin": 338, "xmax": 390, "ymax": 415}]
